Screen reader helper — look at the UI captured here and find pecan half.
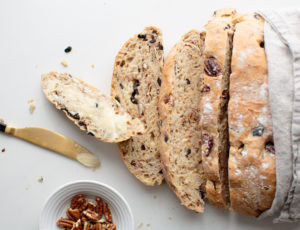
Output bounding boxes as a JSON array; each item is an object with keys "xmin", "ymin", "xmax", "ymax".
[
  {"xmin": 77, "ymin": 197, "xmax": 89, "ymax": 211},
  {"xmin": 87, "ymin": 201, "xmax": 97, "ymax": 212},
  {"xmin": 95, "ymin": 197, "xmax": 103, "ymax": 217},
  {"xmin": 95, "ymin": 223, "xmax": 103, "ymax": 230},
  {"xmin": 83, "ymin": 210, "xmax": 100, "ymax": 221},
  {"xmin": 103, "ymin": 203, "xmax": 113, "ymax": 223},
  {"xmin": 66, "ymin": 208, "xmax": 81, "ymax": 221},
  {"xmin": 57, "ymin": 218, "xmax": 75, "ymax": 228},
  {"xmin": 106, "ymin": 223, "xmax": 117, "ymax": 230},
  {"xmin": 71, "ymin": 194, "xmax": 83, "ymax": 209}
]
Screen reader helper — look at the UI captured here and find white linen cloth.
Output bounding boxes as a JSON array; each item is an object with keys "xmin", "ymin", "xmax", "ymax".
[{"xmin": 257, "ymin": 8, "xmax": 300, "ymax": 223}]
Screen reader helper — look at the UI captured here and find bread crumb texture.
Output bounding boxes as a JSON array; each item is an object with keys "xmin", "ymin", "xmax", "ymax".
[
  {"xmin": 111, "ymin": 26, "xmax": 164, "ymax": 185},
  {"xmin": 61, "ymin": 59, "xmax": 68, "ymax": 67}
]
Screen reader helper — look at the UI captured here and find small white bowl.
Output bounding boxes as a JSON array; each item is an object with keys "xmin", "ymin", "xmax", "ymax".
[{"xmin": 40, "ymin": 180, "xmax": 134, "ymax": 230}]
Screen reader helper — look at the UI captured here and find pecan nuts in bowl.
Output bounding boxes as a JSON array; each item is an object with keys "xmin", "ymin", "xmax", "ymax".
[{"xmin": 39, "ymin": 180, "xmax": 134, "ymax": 230}]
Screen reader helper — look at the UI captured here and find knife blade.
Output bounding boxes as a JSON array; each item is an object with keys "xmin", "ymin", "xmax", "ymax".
[{"xmin": 0, "ymin": 121, "xmax": 100, "ymax": 169}]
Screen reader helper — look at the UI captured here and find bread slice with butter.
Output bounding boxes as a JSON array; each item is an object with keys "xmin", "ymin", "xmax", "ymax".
[{"xmin": 41, "ymin": 72, "xmax": 145, "ymax": 143}]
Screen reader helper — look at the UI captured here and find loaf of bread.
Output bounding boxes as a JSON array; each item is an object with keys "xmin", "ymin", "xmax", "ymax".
[
  {"xmin": 111, "ymin": 26, "xmax": 164, "ymax": 186},
  {"xmin": 41, "ymin": 72, "xmax": 145, "ymax": 143},
  {"xmin": 228, "ymin": 14, "xmax": 276, "ymax": 216},
  {"xmin": 159, "ymin": 30, "xmax": 206, "ymax": 212},
  {"xmin": 199, "ymin": 8, "xmax": 236, "ymax": 209}
]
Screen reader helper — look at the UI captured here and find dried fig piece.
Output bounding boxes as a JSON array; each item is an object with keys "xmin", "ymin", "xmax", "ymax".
[
  {"xmin": 204, "ymin": 57, "xmax": 222, "ymax": 77},
  {"xmin": 265, "ymin": 142, "xmax": 275, "ymax": 154}
]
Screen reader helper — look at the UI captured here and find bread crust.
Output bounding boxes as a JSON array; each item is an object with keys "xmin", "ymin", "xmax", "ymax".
[
  {"xmin": 111, "ymin": 26, "xmax": 164, "ymax": 186},
  {"xmin": 228, "ymin": 14, "xmax": 276, "ymax": 216},
  {"xmin": 200, "ymin": 7, "xmax": 236, "ymax": 210},
  {"xmin": 42, "ymin": 72, "xmax": 145, "ymax": 143},
  {"xmin": 159, "ymin": 30, "xmax": 206, "ymax": 212}
]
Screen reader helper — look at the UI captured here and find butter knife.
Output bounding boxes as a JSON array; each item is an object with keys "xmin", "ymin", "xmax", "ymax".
[{"xmin": 0, "ymin": 121, "xmax": 100, "ymax": 169}]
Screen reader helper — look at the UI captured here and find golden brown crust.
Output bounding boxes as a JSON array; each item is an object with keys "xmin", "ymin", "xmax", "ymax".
[
  {"xmin": 159, "ymin": 30, "xmax": 206, "ymax": 212},
  {"xmin": 228, "ymin": 14, "xmax": 276, "ymax": 216},
  {"xmin": 200, "ymin": 7, "xmax": 236, "ymax": 209}
]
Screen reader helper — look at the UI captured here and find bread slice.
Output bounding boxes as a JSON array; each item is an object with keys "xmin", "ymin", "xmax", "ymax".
[
  {"xmin": 111, "ymin": 26, "xmax": 164, "ymax": 186},
  {"xmin": 199, "ymin": 8, "xmax": 236, "ymax": 209},
  {"xmin": 159, "ymin": 30, "xmax": 206, "ymax": 212},
  {"xmin": 228, "ymin": 14, "xmax": 276, "ymax": 216},
  {"xmin": 42, "ymin": 72, "xmax": 145, "ymax": 143}
]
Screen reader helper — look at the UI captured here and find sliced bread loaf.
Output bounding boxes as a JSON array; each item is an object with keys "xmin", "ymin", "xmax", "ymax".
[
  {"xmin": 41, "ymin": 72, "xmax": 145, "ymax": 143},
  {"xmin": 228, "ymin": 14, "xmax": 276, "ymax": 216},
  {"xmin": 159, "ymin": 30, "xmax": 206, "ymax": 212},
  {"xmin": 199, "ymin": 8, "xmax": 236, "ymax": 209},
  {"xmin": 111, "ymin": 26, "xmax": 164, "ymax": 186}
]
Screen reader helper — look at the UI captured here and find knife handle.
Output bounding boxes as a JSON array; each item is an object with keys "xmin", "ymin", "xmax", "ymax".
[{"xmin": 0, "ymin": 121, "xmax": 6, "ymax": 132}]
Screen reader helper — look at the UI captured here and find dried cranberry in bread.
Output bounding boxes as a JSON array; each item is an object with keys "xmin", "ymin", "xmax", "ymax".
[
  {"xmin": 200, "ymin": 7, "xmax": 236, "ymax": 210},
  {"xmin": 111, "ymin": 26, "xmax": 164, "ymax": 186},
  {"xmin": 41, "ymin": 72, "xmax": 145, "ymax": 143},
  {"xmin": 159, "ymin": 30, "xmax": 206, "ymax": 212},
  {"xmin": 228, "ymin": 14, "xmax": 276, "ymax": 216}
]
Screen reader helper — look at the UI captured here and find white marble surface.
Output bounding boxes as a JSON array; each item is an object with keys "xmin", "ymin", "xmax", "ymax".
[{"xmin": 0, "ymin": 0, "xmax": 299, "ymax": 229}]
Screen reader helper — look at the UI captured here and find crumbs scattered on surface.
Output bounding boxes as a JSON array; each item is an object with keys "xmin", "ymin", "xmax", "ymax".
[
  {"xmin": 137, "ymin": 222, "xmax": 143, "ymax": 228},
  {"xmin": 38, "ymin": 176, "xmax": 44, "ymax": 183},
  {"xmin": 1, "ymin": 148, "xmax": 5, "ymax": 153},
  {"xmin": 168, "ymin": 216, "xmax": 172, "ymax": 220},
  {"xmin": 61, "ymin": 59, "xmax": 69, "ymax": 67},
  {"xmin": 28, "ymin": 99, "xmax": 36, "ymax": 114},
  {"xmin": 153, "ymin": 195, "xmax": 157, "ymax": 199},
  {"xmin": 91, "ymin": 64, "xmax": 95, "ymax": 68},
  {"xmin": 146, "ymin": 223, "xmax": 151, "ymax": 227},
  {"xmin": 29, "ymin": 104, "xmax": 36, "ymax": 114}
]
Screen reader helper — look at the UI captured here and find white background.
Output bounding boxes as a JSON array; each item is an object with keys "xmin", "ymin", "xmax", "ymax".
[{"xmin": 0, "ymin": 0, "xmax": 299, "ymax": 229}]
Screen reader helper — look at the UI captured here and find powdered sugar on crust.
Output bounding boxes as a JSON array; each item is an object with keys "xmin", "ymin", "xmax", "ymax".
[
  {"xmin": 262, "ymin": 162, "xmax": 269, "ymax": 169},
  {"xmin": 237, "ymin": 46, "xmax": 255, "ymax": 69},
  {"xmin": 203, "ymin": 102, "xmax": 213, "ymax": 114}
]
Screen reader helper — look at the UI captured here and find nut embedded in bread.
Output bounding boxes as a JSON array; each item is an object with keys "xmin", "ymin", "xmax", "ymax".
[
  {"xmin": 199, "ymin": 7, "xmax": 236, "ymax": 210},
  {"xmin": 228, "ymin": 14, "xmax": 276, "ymax": 216},
  {"xmin": 41, "ymin": 72, "xmax": 145, "ymax": 143},
  {"xmin": 159, "ymin": 30, "xmax": 206, "ymax": 212},
  {"xmin": 111, "ymin": 26, "xmax": 164, "ymax": 186}
]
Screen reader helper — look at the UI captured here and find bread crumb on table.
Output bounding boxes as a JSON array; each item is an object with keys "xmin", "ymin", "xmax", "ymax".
[
  {"xmin": 146, "ymin": 224, "xmax": 151, "ymax": 227},
  {"xmin": 27, "ymin": 99, "xmax": 34, "ymax": 103},
  {"xmin": 38, "ymin": 176, "xmax": 44, "ymax": 183},
  {"xmin": 61, "ymin": 59, "xmax": 68, "ymax": 67},
  {"xmin": 137, "ymin": 222, "xmax": 143, "ymax": 228},
  {"xmin": 168, "ymin": 216, "xmax": 172, "ymax": 220},
  {"xmin": 153, "ymin": 195, "xmax": 157, "ymax": 199},
  {"xmin": 29, "ymin": 104, "xmax": 36, "ymax": 114},
  {"xmin": 0, "ymin": 118, "xmax": 4, "ymax": 123},
  {"xmin": 91, "ymin": 64, "xmax": 95, "ymax": 68},
  {"xmin": 1, "ymin": 148, "xmax": 5, "ymax": 152}
]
